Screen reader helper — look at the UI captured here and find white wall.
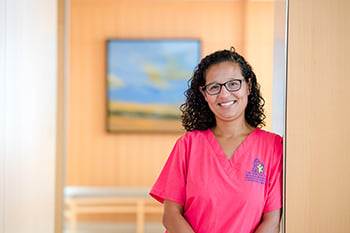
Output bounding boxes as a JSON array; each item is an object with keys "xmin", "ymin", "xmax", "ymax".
[
  {"xmin": 272, "ymin": 0, "xmax": 287, "ymax": 136},
  {"xmin": 272, "ymin": 1, "xmax": 287, "ymax": 232},
  {"xmin": 0, "ymin": 0, "xmax": 5, "ymax": 230},
  {"xmin": 0, "ymin": 0, "xmax": 59, "ymax": 232}
]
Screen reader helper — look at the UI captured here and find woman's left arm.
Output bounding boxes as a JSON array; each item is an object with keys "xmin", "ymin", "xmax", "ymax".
[{"xmin": 254, "ymin": 209, "xmax": 282, "ymax": 233}]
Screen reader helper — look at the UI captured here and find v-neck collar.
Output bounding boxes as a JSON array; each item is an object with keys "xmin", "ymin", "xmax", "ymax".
[{"xmin": 205, "ymin": 128, "xmax": 259, "ymax": 175}]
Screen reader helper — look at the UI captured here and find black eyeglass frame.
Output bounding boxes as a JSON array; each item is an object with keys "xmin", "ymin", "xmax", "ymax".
[{"xmin": 202, "ymin": 79, "xmax": 245, "ymax": 95}]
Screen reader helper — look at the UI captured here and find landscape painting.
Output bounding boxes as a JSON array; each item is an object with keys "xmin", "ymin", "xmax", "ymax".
[{"xmin": 106, "ymin": 39, "xmax": 201, "ymax": 133}]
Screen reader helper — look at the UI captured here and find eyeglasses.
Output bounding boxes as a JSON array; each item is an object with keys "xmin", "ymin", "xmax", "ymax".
[{"xmin": 202, "ymin": 79, "xmax": 245, "ymax": 95}]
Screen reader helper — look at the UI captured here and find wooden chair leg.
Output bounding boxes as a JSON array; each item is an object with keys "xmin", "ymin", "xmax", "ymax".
[
  {"xmin": 136, "ymin": 200, "xmax": 145, "ymax": 233},
  {"xmin": 69, "ymin": 202, "xmax": 77, "ymax": 233}
]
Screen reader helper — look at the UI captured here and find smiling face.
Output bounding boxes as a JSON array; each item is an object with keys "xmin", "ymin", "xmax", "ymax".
[{"xmin": 200, "ymin": 61, "xmax": 250, "ymax": 124}]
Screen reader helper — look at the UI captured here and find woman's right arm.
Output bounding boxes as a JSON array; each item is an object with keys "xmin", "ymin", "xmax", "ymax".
[{"xmin": 162, "ymin": 199, "xmax": 195, "ymax": 233}]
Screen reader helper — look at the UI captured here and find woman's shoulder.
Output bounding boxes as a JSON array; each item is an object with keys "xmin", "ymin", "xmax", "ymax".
[
  {"xmin": 254, "ymin": 128, "xmax": 282, "ymax": 140},
  {"xmin": 253, "ymin": 129, "xmax": 283, "ymax": 163},
  {"xmin": 176, "ymin": 129, "xmax": 211, "ymax": 143},
  {"xmin": 253, "ymin": 128, "xmax": 283, "ymax": 147},
  {"xmin": 181, "ymin": 129, "xmax": 211, "ymax": 138}
]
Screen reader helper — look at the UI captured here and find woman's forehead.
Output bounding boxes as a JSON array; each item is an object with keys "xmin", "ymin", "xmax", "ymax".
[{"xmin": 205, "ymin": 62, "xmax": 242, "ymax": 82}]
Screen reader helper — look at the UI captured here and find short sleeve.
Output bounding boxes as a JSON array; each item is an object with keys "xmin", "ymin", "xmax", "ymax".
[
  {"xmin": 149, "ymin": 136, "xmax": 188, "ymax": 206},
  {"xmin": 263, "ymin": 135, "xmax": 283, "ymax": 213}
]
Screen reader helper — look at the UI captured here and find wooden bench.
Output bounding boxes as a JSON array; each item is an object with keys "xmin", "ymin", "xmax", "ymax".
[{"xmin": 64, "ymin": 186, "xmax": 163, "ymax": 233}]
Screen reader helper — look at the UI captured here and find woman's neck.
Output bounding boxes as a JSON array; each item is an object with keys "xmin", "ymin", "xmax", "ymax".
[{"xmin": 212, "ymin": 119, "xmax": 255, "ymax": 138}]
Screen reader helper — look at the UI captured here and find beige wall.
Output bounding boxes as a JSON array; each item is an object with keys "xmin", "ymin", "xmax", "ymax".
[
  {"xmin": 245, "ymin": 1, "xmax": 275, "ymax": 131},
  {"xmin": 67, "ymin": 0, "xmax": 274, "ymax": 186},
  {"xmin": 285, "ymin": 0, "xmax": 350, "ymax": 232}
]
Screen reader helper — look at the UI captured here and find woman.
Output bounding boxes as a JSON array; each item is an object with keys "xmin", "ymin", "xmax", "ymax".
[{"xmin": 150, "ymin": 48, "xmax": 283, "ymax": 233}]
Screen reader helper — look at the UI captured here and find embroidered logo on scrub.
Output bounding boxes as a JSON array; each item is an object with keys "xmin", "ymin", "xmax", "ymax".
[{"xmin": 245, "ymin": 158, "xmax": 266, "ymax": 184}]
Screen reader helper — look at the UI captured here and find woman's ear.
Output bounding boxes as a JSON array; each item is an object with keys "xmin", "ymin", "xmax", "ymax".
[
  {"xmin": 199, "ymin": 86, "xmax": 208, "ymax": 101},
  {"xmin": 247, "ymin": 78, "xmax": 252, "ymax": 94}
]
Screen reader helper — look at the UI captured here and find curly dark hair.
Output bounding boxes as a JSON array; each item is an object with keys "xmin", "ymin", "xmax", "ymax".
[{"xmin": 180, "ymin": 47, "xmax": 266, "ymax": 131}]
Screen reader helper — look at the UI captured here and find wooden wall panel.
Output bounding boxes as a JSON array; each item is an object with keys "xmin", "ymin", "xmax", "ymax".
[
  {"xmin": 286, "ymin": 0, "xmax": 350, "ymax": 232},
  {"xmin": 67, "ymin": 0, "xmax": 274, "ymax": 186}
]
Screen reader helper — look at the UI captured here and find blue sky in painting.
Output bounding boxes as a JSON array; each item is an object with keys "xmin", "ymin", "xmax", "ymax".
[{"xmin": 107, "ymin": 40, "xmax": 200, "ymax": 106}]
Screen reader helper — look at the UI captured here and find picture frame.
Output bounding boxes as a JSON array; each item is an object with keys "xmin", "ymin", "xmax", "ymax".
[{"xmin": 106, "ymin": 39, "xmax": 201, "ymax": 133}]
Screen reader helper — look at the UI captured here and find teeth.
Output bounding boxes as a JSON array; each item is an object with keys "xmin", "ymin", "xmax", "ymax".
[{"xmin": 219, "ymin": 101, "xmax": 235, "ymax": 106}]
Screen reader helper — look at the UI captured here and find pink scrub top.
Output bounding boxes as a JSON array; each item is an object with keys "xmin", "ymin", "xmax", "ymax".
[{"xmin": 150, "ymin": 128, "xmax": 283, "ymax": 233}]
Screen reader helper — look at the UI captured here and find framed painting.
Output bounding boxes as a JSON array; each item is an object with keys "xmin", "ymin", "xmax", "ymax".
[{"xmin": 106, "ymin": 39, "xmax": 201, "ymax": 133}]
